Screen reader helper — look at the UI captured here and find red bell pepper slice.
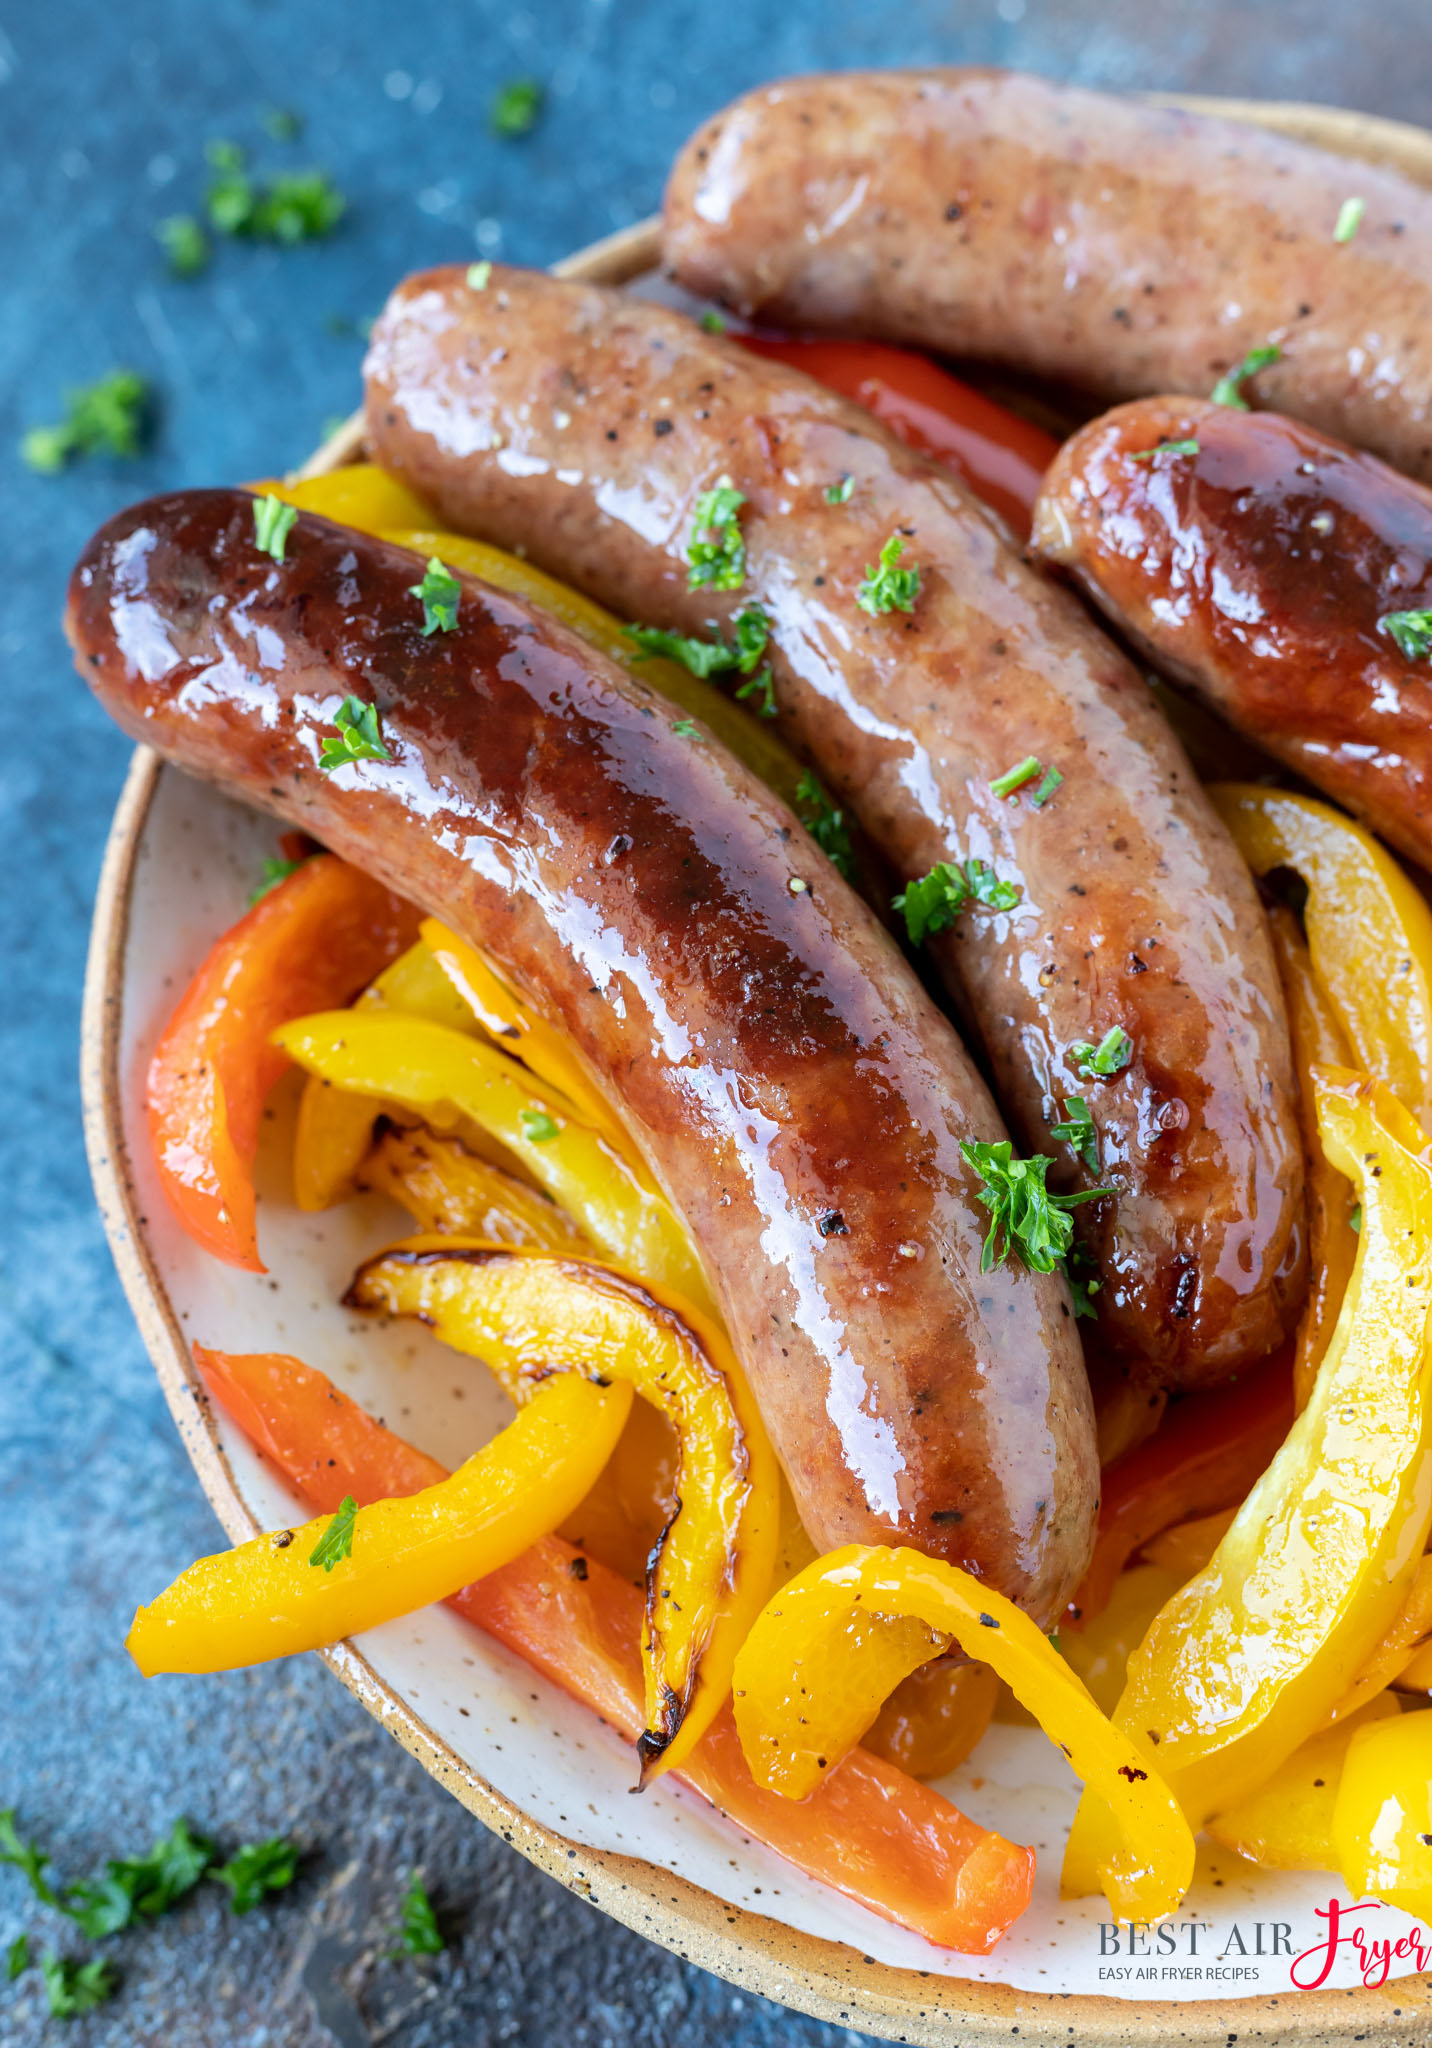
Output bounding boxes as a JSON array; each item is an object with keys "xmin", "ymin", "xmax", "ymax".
[
  {"xmin": 738, "ymin": 335, "xmax": 1060, "ymax": 537},
  {"xmin": 197, "ymin": 1345, "xmax": 1035, "ymax": 1953},
  {"xmin": 147, "ymin": 854, "xmax": 419, "ymax": 1271}
]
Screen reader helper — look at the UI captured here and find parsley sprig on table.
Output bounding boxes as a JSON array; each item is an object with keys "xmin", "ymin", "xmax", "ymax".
[
  {"xmin": 41, "ymin": 1954, "xmax": 118, "ymax": 2018},
  {"xmin": 491, "ymin": 78, "xmax": 544, "ymax": 138},
  {"xmin": 20, "ymin": 370, "xmax": 149, "ymax": 474},
  {"xmin": 64, "ymin": 1818, "xmax": 214, "ymax": 1937},
  {"xmin": 204, "ymin": 139, "xmax": 345, "ymax": 244},
  {"xmin": 399, "ymin": 1871, "xmax": 445, "ymax": 1955},
  {"xmin": 210, "ymin": 1837, "xmax": 300, "ymax": 1913},
  {"xmin": 961, "ymin": 1140, "xmax": 1109, "ymax": 1276}
]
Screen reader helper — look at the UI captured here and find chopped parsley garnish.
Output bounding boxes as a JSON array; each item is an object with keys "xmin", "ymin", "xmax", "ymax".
[
  {"xmin": 491, "ymin": 77, "xmax": 543, "ymax": 138},
  {"xmin": 893, "ymin": 858, "xmax": 1021, "ymax": 943},
  {"xmin": 249, "ymin": 854, "xmax": 305, "ymax": 905},
  {"xmin": 308, "ymin": 1495, "xmax": 357, "ymax": 1572},
  {"xmin": 252, "ymin": 492, "xmax": 298, "ymax": 563},
  {"xmin": 961, "ymin": 1139, "xmax": 1109, "ymax": 1275},
  {"xmin": 1334, "ymin": 196, "xmax": 1366, "ymax": 244},
  {"xmin": 64, "ymin": 1819, "xmax": 215, "ymax": 1938},
  {"xmin": 699, "ymin": 309, "xmax": 726, "ymax": 333},
  {"xmin": 467, "ymin": 260, "xmax": 493, "ymax": 290},
  {"xmin": 318, "ymin": 697, "xmax": 392, "ymax": 773},
  {"xmin": 399, "ymin": 1871, "xmax": 445, "ymax": 1955},
  {"xmin": 204, "ymin": 141, "xmax": 345, "ymax": 244},
  {"xmin": 1071, "ymin": 1025, "xmax": 1135, "ymax": 1079},
  {"xmin": 670, "ymin": 717, "xmax": 701, "ymax": 739},
  {"xmin": 0, "ymin": 1809, "xmax": 61, "ymax": 1907},
  {"xmin": 627, "ymin": 604, "xmax": 769, "ymax": 683},
  {"xmin": 856, "ymin": 533, "xmax": 920, "ymax": 616},
  {"xmin": 520, "ymin": 1108, "xmax": 560, "ymax": 1143},
  {"xmin": 686, "ymin": 477, "xmax": 748, "ymax": 591},
  {"xmin": 7, "ymin": 1934, "xmax": 27, "ymax": 1981},
  {"xmin": 1130, "ymin": 438, "xmax": 1200, "ymax": 463},
  {"xmin": 735, "ymin": 667, "xmax": 777, "ymax": 718},
  {"xmin": 211, "ymin": 1837, "xmax": 300, "ymax": 1914},
  {"xmin": 1210, "ymin": 344, "xmax": 1280, "ymax": 410},
  {"xmin": 1380, "ymin": 609, "xmax": 1432, "ymax": 661},
  {"xmin": 824, "ymin": 474, "xmax": 855, "ymax": 504},
  {"xmin": 409, "ymin": 555, "xmax": 461, "ymax": 635},
  {"xmin": 264, "ymin": 108, "xmax": 303, "ymax": 142},
  {"xmin": 990, "ymin": 755, "xmax": 1041, "ymax": 800},
  {"xmin": 1067, "ymin": 1243, "xmax": 1102, "ymax": 1319},
  {"xmin": 1051, "ymin": 1097, "xmax": 1099, "ymax": 1173},
  {"xmin": 41, "ymin": 1954, "xmax": 119, "ymax": 2018},
  {"xmin": 20, "ymin": 370, "xmax": 149, "ymax": 474},
  {"xmin": 795, "ymin": 769, "xmax": 855, "ymax": 880},
  {"xmin": 1030, "ymin": 766, "xmax": 1064, "ymax": 807},
  {"xmin": 1350, "ymin": 1203, "xmax": 1362, "ymax": 1235},
  {"xmin": 156, "ymin": 213, "xmax": 210, "ymax": 276}
]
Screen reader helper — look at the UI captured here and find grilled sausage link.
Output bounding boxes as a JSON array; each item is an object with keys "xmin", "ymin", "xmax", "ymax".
[
  {"xmin": 363, "ymin": 264, "xmax": 1306, "ymax": 1388},
  {"xmin": 1032, "ymin": 395, "xmax": 1432, "ymax": 873},
  {"xmin": 663, "ymin": 68, "xmax": 1432, "ymax": 482},
  {"xmin": 67, "ymin": 488, "xmax": 1098, "ymax": 1624}
]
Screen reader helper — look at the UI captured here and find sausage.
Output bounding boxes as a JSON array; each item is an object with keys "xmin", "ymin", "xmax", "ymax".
[
  {"xmin": 66, "ymin": 487, "xmax": 1098, "ymax": 1624},
  {"xmin": 662, "ymin": 68, "xmax": 1432, "ymax": 483},
  {"xmin": 363, "ymin": 263, "xmax": 1307, "ymax": 1388},
  {"xmin": 1032, "ymin": 396, "xmax": 1432, "ymax": 873}
]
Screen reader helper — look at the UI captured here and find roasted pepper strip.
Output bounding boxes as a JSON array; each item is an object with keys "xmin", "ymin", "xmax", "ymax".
[
  {"xmin": 198, "ymin": 1347, "xmax": 1032, "ymax": 1953},
  {"xmin": 1205, "ymin": 1695, "xmax": 1402, "ymax": 1871},
  {"xmin": 1065, "ymin": 1070, "xmax": 1432, "ymax": 1897},
  {"xmin": 272, "ymin": 1009, "xmax": 715, "ymax": 1318},
  {"xmin": 356, "ymin": 1124, "xmax": 586, "ymax": 1249},
  {"xmin": 1325, "ymin": 1554, "xmax": 1432, "ymax": 1726},
  {"xmin": 147, "ymin": 854, "xmax": 420, "ymax": 1268},
  {"xmin": 127, "ymin": 1371, "xmax": 632, "ymax": 1674},
  {"xmin": 1333, "ymin": 1711, "xmax": 1432, "ymax": 1917},
  {"xmin": 250, "ymin": 465, "xmax": 436, "ymax": 532},
  {"xmin": 732, "ymin": 1544, "xmax": 1194, "ymax": 1924},
  {"xmin": 1210, "ymin": 783, "xmax": 1432, "ymax": 1130},
  {"xmin": 1069, "ymin": 1343, "xmax": 1293, "ymax": 1623},
  {"xmin": 344, "ymin": 1241, "xmax": 779, "ymax": 1779},
  {"xmin": 1266, "ymin": 905, "xmax": 1361, "ymax": 1410}
]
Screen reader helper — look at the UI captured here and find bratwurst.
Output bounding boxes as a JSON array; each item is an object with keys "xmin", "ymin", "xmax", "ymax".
[
  {"xmin": 67, "ymin": 488, "xmax": 1098, "ymax": 1624},
  {"xmin": 663, "ymin": 68, "xmax": 1432, "ymax": 482},
  {"xmin": 363, "ymin": 265, "xmax": 1306, "ymax": 1387},
  {"xmin": 1032, "ymin": 396, "xmax": 1432, "ymax": 874}
]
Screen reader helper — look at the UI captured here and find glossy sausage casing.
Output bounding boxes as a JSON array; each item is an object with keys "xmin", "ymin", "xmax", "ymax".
[
  {"xmin": 1033, "ymin": 396, "xmax": 1432, "ymax": 872},
  {"xmin": 663, "ymin": 68, "xmax": 1432, "ymax": 482},
  {"xmin": 364, "ymin": 264, "xmax": 1306, "ymax": 1388},
  {"xmin": 66, "ymin": 489, "xmax": 1098, "ymax": 1624}
]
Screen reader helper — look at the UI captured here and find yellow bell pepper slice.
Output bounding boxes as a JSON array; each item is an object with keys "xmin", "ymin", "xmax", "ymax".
[
  {"xmin": 1139, "ymin": 1506, "xmax": 1238, "ymax": 1581},
  {"xmin": 356, "ymin": 1123, "xmax": 586, "ymax": 1249},
  {"xmin": 1325, "ymin": 1554, "xmax": 1432, "ymax": 1727},
  {"xmin": 1058, "ymin": 1565, "xmax": 1184, "ymax": 1718},
  {"xmin": 1266, "ymin": 904, "xmax": 1361, "ymax": 1410},
  {"xmin": 252, "ymin": 463, "xmax": 438, "ymax": 536},
  {"xmin": 1333, "ymin": 1710, "xmax": 1432, "ymax": 1917},
  {"xmin": 1397, "ymin": 1638, "xmax": 1432, "ymax": 1692},
  {"xmin": 730, "ymin": 1544, "xmax": 1194, "ymax": 1924},
  {"xmin": 127, "ymin": 1371, "xmax": 631, "ymax": 1674},
  {"xmin": 343, "ymin": 1241, "xmax": 781, "ymax": 1778},
  {"xmin": 273, "ymin": 1009, "xmax": 715, "ymax": 1318},
  {"xmin": 1206, "ymin": 1694, "xmax": 1402, "ymax": 1871},
  {"xmin": 1064, "ymin": 1068, "xmax": 1432, "ymax": 1896},
  {"xmin": 418, "ymin": 918, "xmax": 635, "ymax": 1157},
  {"xmin": 1210, "ymin": 783, "xmax": 1432, "ymax": 1130}
]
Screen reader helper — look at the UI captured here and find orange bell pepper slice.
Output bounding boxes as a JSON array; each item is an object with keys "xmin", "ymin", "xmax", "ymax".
[
  {"xmin": 862, "ymin": 1660, "xmax": 1000, "ymax": 1780},
  {"xmin": 731, "ymin": 1544, "xmax": 1193, "ymax": 1924},
  {"xmin": 127, "ymin": 1372, "xmax": 631, "ymax": 1674},
  {"xmin": 344, "ymin": 1241, "xmax": 779, "ymax": 1779},
  {"xmin": 198, "ymin": 1346, "xmax": 1032, "ymax": 1953},
  {"xmin": 146, "ymin": 854, "xmax": 420, "ymax": 1269}
]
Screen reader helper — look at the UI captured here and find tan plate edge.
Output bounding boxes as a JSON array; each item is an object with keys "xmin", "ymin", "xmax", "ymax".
[{"xmin": 80, "ymin": 95, "xmax": 1432, "ymax": 2048}]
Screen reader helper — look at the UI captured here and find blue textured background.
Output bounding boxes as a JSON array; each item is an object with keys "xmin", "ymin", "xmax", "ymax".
[{"xmin": 3, "ymin": 3, "xmax": 1429, "ymax": 2041}]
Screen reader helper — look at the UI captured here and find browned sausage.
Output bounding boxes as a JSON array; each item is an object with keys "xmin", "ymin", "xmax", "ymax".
[
  {"xmin": 663, "ymin": 68, "xmax": 1432, "ymax": 482},
  {"xmin": 66, "ymin": 488, "xmax": 1098, "ymax": 1624},
  {"xmin": 363, "ymin": 264, "xmax": 1306, "ymax": 1389},
  {"xmin": 1031, "ymin": 396, "xmax": 1432, "ymax": 872}
]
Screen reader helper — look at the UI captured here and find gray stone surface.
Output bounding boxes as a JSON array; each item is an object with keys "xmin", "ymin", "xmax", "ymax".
[{"xmin": 2, "ymin": 2, "xmax": 1429, "ymax": 2040}]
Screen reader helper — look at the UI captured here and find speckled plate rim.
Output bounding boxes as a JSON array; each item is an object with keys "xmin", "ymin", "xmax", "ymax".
[{"xmin": 79, "ymin": 95, "xmax": 1432, "ymax": 2048}]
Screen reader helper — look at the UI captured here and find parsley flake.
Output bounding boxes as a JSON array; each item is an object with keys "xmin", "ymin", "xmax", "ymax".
[
  {"xmin": 20, "ymin": 370, "xmax": 149, "ymax": 474},
  {"xmin": 309, "ymin": 1496, "xmax": 357, "ymax": 1572},
  {"xmin": 467, "ymin": 260, "xmax": 493, "ymax": 290},
  {"xmin": 990, "ymin": 755, "xmax": 1041, "ymax": 801},
  {"xmin": 699, "ymin": 309, "xmax": 727, "ymax": 334},
  {"xmin": 1130, "ymin": 437, "xmax": 1200, "ymax": 463},
  {"xmin": 1210, "ymin": 344, "xmax": 1281, "ymax": 410},
  {"xmin": 686, "ymin": 477, "xmax": 748, "ymax": 591},
  {"xmin": 735, "ymin": 666, "xmax": 777, "ymax": 718},
  {"xmin": 1067, "ymin": 1243, "xmax": 1102, "ymax": 1320},
  {"xmin": 41, "ymin": 1954, "xmax": 118, "ymax": 2019},
  {"xmin": 248, "ymin": 854, "xmax": 304, "ymax": 906},
  {"xmin": 1380, "ymin": 609, "xmax": 1432, "ymax": 661},
  {"xmin": 252, "ymin": 493, "xmax": 298, "ymax": 563},
  {"xmin": 156, "ymin": 214, "xmax": 210, "ymax": 277},
  {"xmin": 7, "ymin": 1934, "xmax": 27, "ymax": 1981},
  {"xmin": 1350, "ymin": 1203, "xmax": 1362, "ymax": 1235},
  {"xmin": 1051, "ymin": 1097, "xmax": 1099, "ymax": 1173},
  {"xmin": 410, "ymin": 556, "xmax": 461, "ymax": 636},
  {"xmin": 795, "ymin": 770, "xmax": 855, "ymax": 880},
  {"xmin": 318, "ymin": 697, "xmax": 392, "ymax": 774},
  {"xmin": 961, "ymin": 1139, "xmax": 1109, "ymax": 1275},
  {"xmin": 1071, "ymin": 1026, "xmax": 1135, "ymax": 1080},
  {"xmin": 492, "ymin": 78, "xmax": 543, "ymax": 138},
  {"xmin": 211, "ymin": 1837, "xmax": 300, "ymax": 1914},
  {"xmin": 399, "ymin": 1871, "xmax": 445, "ymax": 1955},
  {"xmin": 520, "ymin": 1108, "xmax": 560, "ymax": 1143},
  {"xmin": 893, "ymin": 858, "xmax": 1021, "ymax": 943},
  {"xmin": 1334, "ymin": 196, "xmax": 1366, "ymax": 244},
  {"xmin": 824, "ymin": 474, "xmax": 855, "ymax": 505},
  {"xmin": 670, "ymin": 717, "xmax": 701, "ymax": 739},
  {"xmin": 856, "ymin": 533, "xmax": 920, "ymax": 616},
  {"xmin": 1030, "ymin": 766, "xmax": 1064, "ymax": 807}
]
